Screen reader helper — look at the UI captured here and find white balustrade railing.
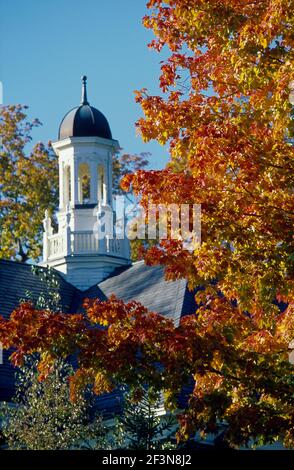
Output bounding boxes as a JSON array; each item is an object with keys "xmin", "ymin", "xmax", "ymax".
[
  {"xmin": 72, "ymin": 231, "xmax": 100, "ymax": 254},
  {"xmin": 46, "ymin": 230, "xmax": 125, "ymax": 260},
  {"xmin": 48, "ymin": 233, "xmax": 64, "ymax": 259},
  {"xmin": 107, "ymin": 238, "xmax": 121, "ymax": 254}
]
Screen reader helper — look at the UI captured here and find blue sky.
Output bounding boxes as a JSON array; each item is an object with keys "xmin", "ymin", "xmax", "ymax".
[{"xmin": 0, "ymin": 0, "xmax": 168, "ymax": 169}]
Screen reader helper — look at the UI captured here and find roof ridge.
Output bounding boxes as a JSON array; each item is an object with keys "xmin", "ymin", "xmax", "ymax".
[
  {"xmin": 0, "ymin": 259, "xmax": 80, "ymax": 291},
  {"xmin": 0, "ymin": 258, "xmax": 34, "ymax": 267}
]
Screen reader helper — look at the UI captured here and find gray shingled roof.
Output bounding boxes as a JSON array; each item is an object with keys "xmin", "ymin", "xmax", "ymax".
[
  {"xmin": 0, "ymin": 259, "xmax": 196, "ymax": 412},
  {"xmin": 0, "ymin": 259, "xmax": 77, "ymax": 401},
  {"xmin": 81, "ymin": 261, "xmax": 195, "ymax": 325},
  {"xmin": 0, "ymin": 259, "xmax": 78, "ymax": 320},
  {"xmin": 81, "ymin": 261, "xmax": 196, "ymax": 417}
]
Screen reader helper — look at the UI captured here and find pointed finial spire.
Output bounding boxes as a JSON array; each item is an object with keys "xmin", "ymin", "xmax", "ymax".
[{"xmin": 81, "ymin": 75, "xmax": 89, "ymax": 105}]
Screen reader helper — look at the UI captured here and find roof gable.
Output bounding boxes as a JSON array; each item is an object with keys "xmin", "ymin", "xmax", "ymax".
[
  {"xmin": 80, "ymin": 261, "xmax": 194, "ymax": 325},
  {"xmin": 0, "ymin": 259, "xmax": 77, "ymax": 319},
  {"xmin": 0, "ymin": 259, "xmax": 196, "ymax": 403}
]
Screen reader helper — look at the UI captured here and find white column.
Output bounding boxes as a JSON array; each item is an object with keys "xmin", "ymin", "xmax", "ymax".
[
  {"xmin": 107, "ymin": 151, "xmax": 113, "ymax": 206},
  {"xmin": 97, "ymin": 165, "xmax": 102, "ymax": 203},
  {"xmin": 59, "ymin": 161, "xmax": 64, "ymax": 209},
  {"xmin": 64, "ymin": 210, "xmax": 72, "ymax": 256},
  {"xmin": 103, "ymin": 165, "xmax": 107, "ymax": 205},
  {"xmin": 42, "ymin": 210, "xmax": 53, "ymax": 261},
  {"xmin": 73, "ymin": 159, "xmax": 79, "ymax": 205},
  {"xmin": 43, "ymin": 232, "xmax": 48, "ymax": 261},
  {"xmin": 90, "ymin": 161, "xmax": 98, "ymax": 204},
  {"xmin": 63, "ymin": 166, "xmax": 69, "ymax": 206}
]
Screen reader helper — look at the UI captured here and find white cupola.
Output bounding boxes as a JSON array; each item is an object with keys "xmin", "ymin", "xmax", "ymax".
[{"xmin": 40, "ymin": 76, "xmax": 130, "ymax": 290}]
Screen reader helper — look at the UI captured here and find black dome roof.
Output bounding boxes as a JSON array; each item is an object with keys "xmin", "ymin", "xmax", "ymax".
[{"xmin": 58, "ymin": 76, "xmax": 112, "ymax": 140}]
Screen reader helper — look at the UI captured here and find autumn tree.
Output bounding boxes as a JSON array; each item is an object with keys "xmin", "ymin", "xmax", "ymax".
[
  {"xmin": 0, "ymin": 0, "xmax": 293, "ymax": 450},
  {"xmin": 113, "ymin": 151, "xmax": 150, "ymax": 261},
  {"xmin": 126, "ymin": 0, "xmax": 294, "ymax": 445},
  {"xmin": 0, "ymin": 267, "xmax": 108, "ymax": 451},
  {"xmin": 112, "ymin": 152, "xmax": 149, "ymax": 201},
  {"xmin": 124, "ymin": 0, "xmax": 294, "ymax": 318},
  {"xmin": 112, "ymin": 151, "xmax": 158, "ymax": 260},
  {"xmin": 0, "ymin": 296, "xmax": 293, "ymax": 448},
  {"xmin": 0, "ymin": 105, "xmax": 58, "ymax": 262},
  {"xmin": 0, "ymin": 358, "xmax": 107, "ymax": 450}
]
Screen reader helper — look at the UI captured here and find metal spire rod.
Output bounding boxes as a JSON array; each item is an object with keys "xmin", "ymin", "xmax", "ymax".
[{"xmin": 81, "ymin": 75, "xmax": 89, "ymax": 105}]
